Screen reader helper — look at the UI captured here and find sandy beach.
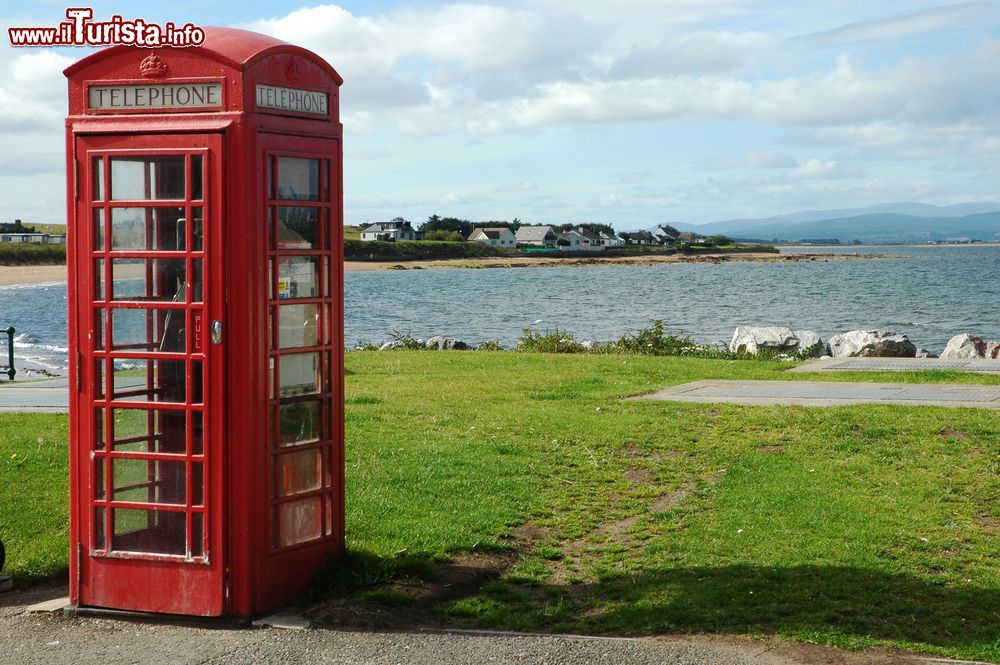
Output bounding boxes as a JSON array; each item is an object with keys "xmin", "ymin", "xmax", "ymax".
[
  {"xmin": 0, "ymin": 264, "xmax": 68, "ymax": 287},
  {"xmin": 1, "ymin": 252, "xmax": 891, "ymax": 287}
]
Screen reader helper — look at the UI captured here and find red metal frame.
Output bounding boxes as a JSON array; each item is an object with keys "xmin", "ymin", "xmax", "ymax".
[{"xmin": 66, "ymin": 27, "xmax": 343, "ymax": 618}]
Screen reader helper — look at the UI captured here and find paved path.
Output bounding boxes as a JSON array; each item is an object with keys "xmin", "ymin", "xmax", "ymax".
[
  {"xmin": 790, "ymin": 357, "xmax": 1000, "ymax": 374},
  {"xmin": 638, "ymin": 380, "xmax": 1000, "ymax": 408},
  {"xmin": 0, "ymin": 377, "xmax": 69, "ymax": 413},
  {"xmin": 0, "ymin": 587, "xmax": 980, "ymax": 665}
]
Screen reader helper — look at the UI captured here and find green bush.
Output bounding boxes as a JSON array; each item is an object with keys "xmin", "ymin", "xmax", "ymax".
[
  {"xmin": 344, "ymin": 239, "xmax": 512, "ymax": 261},
  {"xmin": 0, "ymin": 243, "xmax": 66, "ymax": 265},
  {"xmin": 516, "ymin": 327, "xmax": 588, "ymax": 353}
]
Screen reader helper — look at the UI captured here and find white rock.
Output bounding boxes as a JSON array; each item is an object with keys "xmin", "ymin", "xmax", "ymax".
[
  {"xmin": 941, "ymin": 333, "xmax": 1000, "ymax": 359},
  {"xmin": 729, "ymin": 326, "xmax": 798, "ymax": 354},
  {"xmin": 792, "ymin": 330, "xmax": 827, "ymax": 356},
  {"xmin": 915, "ymin": 348, "xmax": 938, "ymax": 359},
  {"xmin": 828, "ymin": 330, "xmax": 916, "ymax": 358},
  {"xmin": 425, "ymin": 336, "xmax": 469, "ymax": 350},
  {"xmin": 378, "ymin": 340, "xmax": 405, "ymax": 351}
]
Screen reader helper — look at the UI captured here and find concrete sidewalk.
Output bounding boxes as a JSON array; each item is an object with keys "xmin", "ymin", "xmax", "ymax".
[
  {"xmin": 637, "ymin": 379, "xmax": 1000, "ymax": 409},
  {"xmin": 790, "ymin": 357, "xmax": 1000, "ymax": 374},
  {"xmin": 0, "ymin": 377, "xmax": 69, "ymax": 413}
]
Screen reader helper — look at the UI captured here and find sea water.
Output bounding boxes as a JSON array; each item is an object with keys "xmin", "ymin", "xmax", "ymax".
[{"xmin": 2, "ymin": 245, "xmax": 997, "ymax": 372}]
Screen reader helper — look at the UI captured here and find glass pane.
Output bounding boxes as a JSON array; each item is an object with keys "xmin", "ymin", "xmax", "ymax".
[
  {"xmin": 190, "ymin": 155, "xmax": 203, "ymax": 200},
  {"xmin": 192, "ymin": 260, "xmax": 203, "ymax": 303},
  {"xmin": 113, "ymin": 458, "xmax": 186, "ymax": 504},
  {"xmin": 276, "ymin": 448, "xmax": 322, "ymax": 497},
  {"xmin": 112, "ymin": 359, "xmax": 187, "ymax": 403},
  {"xmin": 94, "ymin": 507, "xmax": 106, "ymax": 550},
  {"xmin": 276, "ymin": 256, "xmax": 318, "ymax": 299},
  {"xmin": 94, "ymin": 359, "xmax": 104, "ymax": 399},
  {"xmin": 94, "ymin": 457, "xmax": 105, "ymax": 500},
  {"xmin": 277, "ymin": 496, "xmax": 322, "ymax": 547},
  {"xmin": 111, "ymin": 156, "xmax": 185, "ymax": 200},
  {"xmin": 191, "ymin": 512, "xmax": 203, "ymax": 558},
  {"xmin": 112, "ymin": 408, "xmax": 186, "ymax": 453},
  {"xmin": 192, "ymin": 411, "xmax": 203, "ymax": 455},
  {"xmin": 267, "ymin": 156, "xmax": 274, "ymax": 201},
  {"xmin": 277, "ymin": 207, "xmax": 318, "ymax": 249},
  {"xmin": 92, "ymin": 157, "xmax": 104, "ymax": 201},
  {"xmin": 278, "ymin": 304, "xmax": 318, "ymax": 349},
  {"xmin": 279, "ymin": 352, "xmax": 319, "ymax": 397},
  {"xmin": 111, "ymin": 258, "xmax": 186, "ymax": 302},
  {"xmin": 191, "ymin": 207, "xmax": 203, "ymax": 251},
  {"xmin": 322, "ymin": 159, "xmax": 330, "ymax": 202},
  {"xmin": 93, "ymin": 308, "xmax": 105, "ymax": 350},
  {"xmin": 111, "ymin": 207, "xmax": 185, "ymax": 251},
  {"xmin": 94, "ymin": 408, "xmax": 105, "ymax": 450},
  {"xmin": 113, "ymin": 508, "xmax": 185, "ymax": 555},
  {"xmin": 111, "ymin": 307, "xmax": 186, "ymax": 352},
  {"xmin": 278, "ymin": 400, "xmax": 321, "ymax": 447},
  {"xmin": 277, "ymin": 157, "xmax": 319, "ymax": 201},
  {"xmin": 92, "ymin": 208, "xmax": 104, "ymax": 250},
  {"xmin": 192, "ymin": 463, "xmax": 204, "ymax": 506},
  {"xmin": 94, "ymin": 259, "xmax": 104, "ymax": 300}
]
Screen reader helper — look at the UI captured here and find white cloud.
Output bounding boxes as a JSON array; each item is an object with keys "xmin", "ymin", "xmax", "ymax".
[
  {"xmin": 700, "ymin": 150, "xmax": 799, "ymax": 170},
  {"xmin": 788, "ymin": 158, "xmax": 866, "ymax": 179},
  {"xmin": 801, "ymin": 2, "xmax": 994, "ymax": 47}
]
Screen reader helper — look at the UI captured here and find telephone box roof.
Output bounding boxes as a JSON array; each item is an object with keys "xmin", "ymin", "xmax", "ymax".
[{"xmin": 64, "ymin": 26, "xmax": 343, "ymax": 84}]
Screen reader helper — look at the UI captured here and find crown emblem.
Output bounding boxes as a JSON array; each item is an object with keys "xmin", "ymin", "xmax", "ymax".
[
  {"xmin": 139, "ymin": 54, "xmax": 168, "ymax": 78},
  {"xmin": 285, "ymin": 60, "xmax": 301, "ymax": 82}
]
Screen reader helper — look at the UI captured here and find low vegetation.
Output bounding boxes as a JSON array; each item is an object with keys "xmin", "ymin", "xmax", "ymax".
[
  {"xmin": 2, "ymin": 353, "xmax": 996, "ymax": 660},
  {"xmin": 344, "ymin": 239, "xmax": 514, "ymax": 261},
  {"xmin": 0, "ymin": 243, "xmax": 65, "ymax": 265}
]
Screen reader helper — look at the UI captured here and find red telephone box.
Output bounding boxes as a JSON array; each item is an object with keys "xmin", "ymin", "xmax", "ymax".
[{"xmin": 64, "ymin": 28, "xmax": 344, "ymax": 617}]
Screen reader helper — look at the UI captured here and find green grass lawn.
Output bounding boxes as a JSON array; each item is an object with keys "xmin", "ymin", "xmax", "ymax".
[{"xmin": 1, "ymin": 352, "xmax": 997, "ymax": 660}]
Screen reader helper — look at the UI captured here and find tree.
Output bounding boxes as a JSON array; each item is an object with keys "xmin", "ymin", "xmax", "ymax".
[{"xmin": 419, "ymin": 215, "xmax": 473, "ymax": 238}]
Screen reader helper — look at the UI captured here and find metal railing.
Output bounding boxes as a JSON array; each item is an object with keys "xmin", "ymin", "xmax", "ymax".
[{"xmin": 1, "ymin": 327, "xmax": 14, "ymax": 381}]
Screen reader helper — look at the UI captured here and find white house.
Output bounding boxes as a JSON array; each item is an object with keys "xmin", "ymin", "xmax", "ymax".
[
  {"xmin": 515, "ymin": 225, "xmax": 558, "ymax": 246},
  {"xmin": 0, "ymin": 233, "xmax": 66, "ymax": 244},
  {"xmin": 601, "ymin": 230, "xmax": 624, "ymax": 247},
  {"xmin": 468, "ymin": 227, "xmax": 516, "ymax": 247},
  {"xmin": 360, "ymin": 220, "xmax": 416, "ymax": 242},
  {"xmin": 652, "ymin": 224, "xmax": 680, "ymax": 245}
]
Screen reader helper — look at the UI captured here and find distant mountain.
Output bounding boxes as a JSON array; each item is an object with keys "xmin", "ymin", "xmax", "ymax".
[
  {"xmin": 727, "ymin": 212, "xmax": 1000, "ymax": 243},
  {"xmin": 660, "ymin": 202, "xmax": 1000, "ymax": 242}
]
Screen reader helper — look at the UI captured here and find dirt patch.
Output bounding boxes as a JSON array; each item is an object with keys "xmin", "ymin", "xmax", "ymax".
[
  {"xmin": 936, "ymin": 427, "xmax": 969, "ymax": 439},
  {"xmin": 758, "ymin": 445, "xmax": 785, "ymax": 454},
  {"xmin": 510, "ymin": 522, "xmax": 550, "ymax": 543},
  {"xmin": 305, "ymin": 551, "xmax": 517, "ymax": 630},
  {"xmin": 559, "ymin": 481, "xmax": 697, "ymax": 562},
  {"xmin": 625, "ymin": 467, "xmax": 653, "ymax": 483}
]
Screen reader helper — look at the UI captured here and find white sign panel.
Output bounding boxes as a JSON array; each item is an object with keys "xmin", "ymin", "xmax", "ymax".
[
  {"xmin": 256, "ymin": 84, "xmax": 328, "ymax": 115},
  {"xmin": 87, "ymin": 83, "xmax": 223, "ymax": 110}
]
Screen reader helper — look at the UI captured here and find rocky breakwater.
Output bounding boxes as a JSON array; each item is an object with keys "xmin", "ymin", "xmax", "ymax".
[
  {"xmin": 732, "ymin": 327, "xmax": 1000, "ymax": 359},
  {"xmin": 730, "ymin": 327, "xmax": 925, "ymax": 358},
  {"xmin": 940, "ymin": 334, "xmax": 1000, "ymax": 360},
  {"xmin": 729, "ymin": 326, "xmax": 826, "ymax": 357}
]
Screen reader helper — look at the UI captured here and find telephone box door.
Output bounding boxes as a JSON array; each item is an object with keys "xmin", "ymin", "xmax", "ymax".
[{"xmin": 72, "ymin": 133, "xmax": 225, "ymax": 616}]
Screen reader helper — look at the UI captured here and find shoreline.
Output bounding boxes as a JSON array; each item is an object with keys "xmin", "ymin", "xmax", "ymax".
[
  {"xmin": 0, "ymin": 252, "xmax": 894, "ymax": 286},
  {"xmin": 343, "ymin": 251, "xmax": 896, "ymax": 272}
]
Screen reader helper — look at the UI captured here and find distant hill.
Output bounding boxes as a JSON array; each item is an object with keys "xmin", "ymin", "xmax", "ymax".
[{"xmin": 662, "ymin": 202, "xmax": 1000, "ymax": 243}]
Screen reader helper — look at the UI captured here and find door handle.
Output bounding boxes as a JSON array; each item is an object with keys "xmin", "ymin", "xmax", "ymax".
[{"xmin": 211, "ymin": 320, "xmax": 223, "ymax": 345}]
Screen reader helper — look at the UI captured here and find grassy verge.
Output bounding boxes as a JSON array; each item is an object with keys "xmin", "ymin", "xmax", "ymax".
[
  {"xmin": 344, "ymin": 239, "xmax": 514, "ymax": 261},
  {"xmin": 0, "ymin": 414, "xmax": 70, "ymax": 582},
  {"xmin": 0, "ymin": 244, "xmax": 66, "ymax": 265},
  {"xmin": 1, "ymin": 353, "xmax": 997, "ymax": 661}
]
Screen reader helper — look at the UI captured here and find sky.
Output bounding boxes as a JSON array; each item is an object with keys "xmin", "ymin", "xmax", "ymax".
[{"xmin": 2, "ymin": 1, "xmax": 1000, "ymax": 229}]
